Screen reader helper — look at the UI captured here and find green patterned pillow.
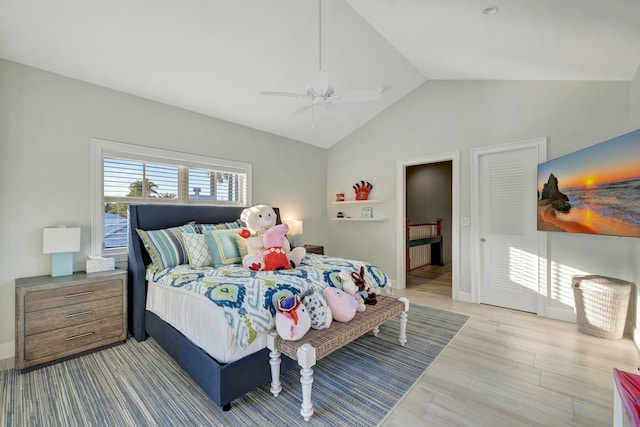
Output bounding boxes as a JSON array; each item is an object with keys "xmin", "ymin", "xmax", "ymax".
[
  {"xmin": 204, "ymin": 229, "xmax": 242, "ymax": 267},
  {"xmin": 196, "ymin": 219, "xmax": 242, "ymax": 234},
  {"xmin": 182, "ymin": 232, "xmax": 215, "ymax": 267},
  {"xmin": 136, "ymin": 223, "xmax": 197, "ymax": 271}
]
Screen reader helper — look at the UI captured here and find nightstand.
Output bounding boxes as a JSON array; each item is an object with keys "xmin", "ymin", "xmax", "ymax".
[
  {"xmin": 303, "ymin": 244, "xmax": 324, "ymax": 255},
  {"xmin": 15, "ymin": 269, "xmax": 127, "ymax": 371}
]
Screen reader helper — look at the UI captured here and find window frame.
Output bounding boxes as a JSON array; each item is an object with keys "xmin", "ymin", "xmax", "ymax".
[{"xmin": 90, "ymin": 138, "xmax": 252, "ymax": 260}]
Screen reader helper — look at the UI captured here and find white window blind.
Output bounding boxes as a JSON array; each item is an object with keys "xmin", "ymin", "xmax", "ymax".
[{"xmin": 91, "ymin": 139, "xmax": 252, "ymax": 257}]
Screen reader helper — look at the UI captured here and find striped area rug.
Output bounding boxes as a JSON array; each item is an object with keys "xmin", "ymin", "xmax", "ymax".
[{"xmin": 1, "ymin": 304, "xmax": 469, "ymax": 427}]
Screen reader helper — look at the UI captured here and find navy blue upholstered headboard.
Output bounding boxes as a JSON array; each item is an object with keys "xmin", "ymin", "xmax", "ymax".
[{"xmin": 127, "ymin": 204, "xmax": 282, "ymax": 341}]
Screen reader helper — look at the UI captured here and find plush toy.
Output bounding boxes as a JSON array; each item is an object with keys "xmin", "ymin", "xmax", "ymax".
[
  {"xmin": 338, "ymin": 271, "xmax": 366, "ymax": 312},
  {"xmin": 240, "ymin": 205, "xmax": 306, "ymax": 270},
  {"xmin": 351, "ymin": 266, "xmax": 377, "ymax": 305},
  {"xmin": 274, "ymin": 294, "xmax": 311, "ymax": 341},
  {"xmin": 322, "ymin": 287, "xmax": 356, "ymax": 322},
  {"xmin": 300, "ymin": 288, "xmax": 333, "ymax": 330},
  {"xmin": 260, "ymin": 224, "xmax": 292, "ymax": 270}
]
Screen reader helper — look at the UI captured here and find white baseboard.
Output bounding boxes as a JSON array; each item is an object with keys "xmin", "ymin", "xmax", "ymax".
[
  {"xmin": 633, "ymin": 325, "xmax": 640, "ymax": 351},
  {"xmin": 544, "ymin": 306, "xmax": 576, "ymax": 323},
  {"xmin": 0, "ymin": 341, "xmax": 14, "ymax": 361},
  {"xmin": 456, "ymin": 290, "xmax": 472, "ymax": 303}
]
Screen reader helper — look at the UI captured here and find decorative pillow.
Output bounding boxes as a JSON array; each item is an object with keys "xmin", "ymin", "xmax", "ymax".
[
  {"xmin": 196, "ymin": 219, "xmax": 242, "ymax": 234},
  {"xmin": 136, "ymin": 223, "xmax": 197, "ymax": 271},
  {"xmin": 234, "ymin": 232, "xmax": 248, "ymax": 258},
  {"xmin": 182, "ymin": 232, "xmax": 214, "ymax": 267},
  {"xmin": 204, "ymin": 229, "xmax": 242, "ymax": 266}
]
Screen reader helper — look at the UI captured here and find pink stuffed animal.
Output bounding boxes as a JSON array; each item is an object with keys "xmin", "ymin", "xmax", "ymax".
[
  {"xmin": 322, "ymin": 287, "xmax": 357, "ymax": 322},
  {"xmin": 260, "ymin": 224, "xmax": 291, "ymax": 271}
]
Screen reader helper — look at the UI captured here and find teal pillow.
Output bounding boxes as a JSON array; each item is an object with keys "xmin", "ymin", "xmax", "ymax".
[
  {"xmin": 136, "ymin": 223, "xmax": 197, "ymax": 271},
  {"xmin": 197, "ymin": 219, "xmax": 242, "ymax": 234},
  {"xmin": 204, "ymin": 229, "xmax": 242, "ymax": 267}
]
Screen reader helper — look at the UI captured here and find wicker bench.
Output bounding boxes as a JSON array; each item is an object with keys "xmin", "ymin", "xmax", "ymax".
[{"xmin": 266, "ymin": 294, "xmax": 409, "ymax": 421}]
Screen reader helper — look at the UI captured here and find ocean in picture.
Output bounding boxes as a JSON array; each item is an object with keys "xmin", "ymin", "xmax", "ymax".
[{"xmin": 562, "ymin": 177, "xmax": 640, "ymax": 228}]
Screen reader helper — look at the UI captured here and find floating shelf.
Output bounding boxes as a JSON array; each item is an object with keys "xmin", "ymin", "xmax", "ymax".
[
  {"xmin": 331, "ymin": 217, "xmax": 385, "ymax": 222},
  {"xmin": 331, "ymin": 200, "xmax": 382, "ymax": 205}
]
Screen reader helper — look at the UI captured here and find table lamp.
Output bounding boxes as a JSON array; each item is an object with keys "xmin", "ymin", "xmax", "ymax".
[
  {"xmin": 43, "ymin": 226, "xmax": 81, "ymax": 277},
  {"xmin": 285, "ymin": 219, "xmax": 304, "ymax": 247}
]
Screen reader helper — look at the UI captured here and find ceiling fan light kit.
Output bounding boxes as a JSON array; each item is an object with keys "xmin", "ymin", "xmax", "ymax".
[{"xmin": 259, "ymin": 0, "xmax": 382, "ymax": 127}]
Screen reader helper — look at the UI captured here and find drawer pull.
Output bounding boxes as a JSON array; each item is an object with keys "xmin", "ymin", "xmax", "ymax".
[
  {"xmin": 64, "ymin": 291, "xmax": 93, "ymax": 298},
  {"xmin": 65, "ymin": 332, "xmax": 94, "ymax": 341},
  {"xmin": 64, "ymin": 310, "xmax": 94, "ymax": 318}
]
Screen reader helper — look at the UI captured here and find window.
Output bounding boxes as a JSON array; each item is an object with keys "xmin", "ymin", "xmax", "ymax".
[{"xmin": 91, "ymin": 138, "xmax": 252, "ymax": 258}]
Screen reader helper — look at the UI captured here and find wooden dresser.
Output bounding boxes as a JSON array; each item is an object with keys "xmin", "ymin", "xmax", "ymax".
[{"xmin": 15, "ymin": 269, "xmax": 127, "ymax": 371}]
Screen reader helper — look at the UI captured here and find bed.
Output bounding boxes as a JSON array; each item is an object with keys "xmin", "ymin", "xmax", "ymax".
[{"xmin": 127, "ymin": 204, "xmax": 391, "ymax": 410}]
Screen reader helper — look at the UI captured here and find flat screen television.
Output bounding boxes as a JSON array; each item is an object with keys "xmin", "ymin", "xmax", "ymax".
[{"xmin": 537, "ymin": 128, "xmax": 640, "ymax": 237}]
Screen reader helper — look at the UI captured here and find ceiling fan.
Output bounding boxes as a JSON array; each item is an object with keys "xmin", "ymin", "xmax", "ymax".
[{"xmin": 260, "ymin": 0, "xmax": 383, "ymax": 126}]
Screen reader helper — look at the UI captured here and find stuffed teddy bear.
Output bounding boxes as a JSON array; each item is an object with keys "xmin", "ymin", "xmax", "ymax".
[
  {"xmin": 274, "ymin": 294, "xmax": 311, "ymax": 341},
  {"xmin": 322, "ymin": 287, "xmax": 356, "ymax": 322},
  {"xmin": 338, "ymin": 271, "xmax": 366, "ymax": 312},
  {"xmin": 240, "ymin": 205, "xmax": 306, "ymax": 270},
  {"xmin": 351, "ymin": 266, "xmax": 377, "ymax": 305},
  {"xmin": 300, "ymin": 288, "xmax": 332, "ymax": 330}
]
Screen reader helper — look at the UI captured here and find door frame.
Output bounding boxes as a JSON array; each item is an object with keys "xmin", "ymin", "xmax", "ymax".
[
  {"xmin": 470, "ymin": 138, "xmax": 548, "ymax": 315},
  {"xmin": 395, "ymin": 151, "xmax": 460, "ymax": 300}
]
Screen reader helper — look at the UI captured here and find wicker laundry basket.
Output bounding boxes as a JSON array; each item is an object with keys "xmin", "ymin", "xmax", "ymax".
[{"xmin": 572, "ymin": 275, "xmax": 633, "ymax": 339}]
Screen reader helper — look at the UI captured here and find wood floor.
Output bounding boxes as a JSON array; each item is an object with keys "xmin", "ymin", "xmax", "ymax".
[{"xmin": 381, "ymin": 264, "xmax": 640, "ymax": 427}]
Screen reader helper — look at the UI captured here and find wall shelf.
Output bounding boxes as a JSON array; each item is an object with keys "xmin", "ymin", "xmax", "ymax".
[
  {"xmin": 331, "ymin": 217, "xmax": 385, "ymax": 222},
  {"xmin": 331, "ymin": 200, "xmax": 382, "ymax": 205}
]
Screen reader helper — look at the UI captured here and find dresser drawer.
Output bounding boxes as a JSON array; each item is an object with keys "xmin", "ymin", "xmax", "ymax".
[
  {"xmin": 24, "ymin": 279, "xmax": 123, "ymax": 312},
  {"xmin": 25, "ymin": 296, "xmax": 123, "ymax": 336},
  {"xmin": 24, "ymin": 315, "xmax": 124, "ymax": 362}
]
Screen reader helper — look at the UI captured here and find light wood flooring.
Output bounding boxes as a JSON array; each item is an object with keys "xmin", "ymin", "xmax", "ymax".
[{"xmin": 381, "ymin": 263, "xmax": 640, "ymax": 427}]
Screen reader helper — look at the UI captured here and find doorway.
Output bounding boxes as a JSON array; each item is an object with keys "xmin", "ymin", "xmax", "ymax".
[{"xmin": 395, "ymin": 152, "xmax": 460, "ymax": 297}]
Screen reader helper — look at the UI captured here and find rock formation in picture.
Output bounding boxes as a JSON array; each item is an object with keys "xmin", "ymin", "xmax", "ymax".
[{"xmin": 540, "ymin": 173, "xmax": 571, "ymax": 211}]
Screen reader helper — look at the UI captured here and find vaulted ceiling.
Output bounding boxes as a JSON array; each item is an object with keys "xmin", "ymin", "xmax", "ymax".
[{"xmin": 1, "ymin": 0, "xmax": 639, "ymax": 148}]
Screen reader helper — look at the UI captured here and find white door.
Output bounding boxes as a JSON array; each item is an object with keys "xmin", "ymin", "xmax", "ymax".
[{"xmin": 478, "ymin": 142, "xmax": 542, "ymax": 313}]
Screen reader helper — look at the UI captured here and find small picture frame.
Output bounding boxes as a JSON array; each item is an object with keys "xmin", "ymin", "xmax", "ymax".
[{"xmin": 361, "ymin": 207, "xmax": 373, "ymax": 218}]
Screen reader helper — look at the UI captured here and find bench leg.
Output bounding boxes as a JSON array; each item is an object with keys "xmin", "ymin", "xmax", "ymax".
[
  {"xmin": 398, "ymin": 297, "xmax": 409, "ymax": 347},
  {"xmin": 372, "ymin": 326, "xmax": 380, "ymax": 336},
  {"xmin": 267, "ymin": 331, "xmax": 282, "ymax": 397},
  {"xmin": 297, "ymin": 343, "xmax": 317, "ymax": 421}
]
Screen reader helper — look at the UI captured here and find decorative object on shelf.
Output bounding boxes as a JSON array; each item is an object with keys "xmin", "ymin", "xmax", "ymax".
[
  {"xmin": 43, "ymin": 226, "xmax": 81, "ymax": 277},
  {"xmin": 337, "ymin": 211, "xmax": 344, "ymax": 218},
  {"xmin": 361, "ymin": 207, "xmax": 373, "ymax": 218},
  {"xmin": 335, "ymin": 193, "xmax": 345, "ymax": 202},
  {"xmin": 353, "ymin": 181, "xmax": 373, "ymax": 200}
]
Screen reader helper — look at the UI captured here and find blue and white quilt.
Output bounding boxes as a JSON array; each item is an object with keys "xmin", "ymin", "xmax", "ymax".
[{"xmin": 146, "ymin": 254, "xmax": 391, "ymax": 348}]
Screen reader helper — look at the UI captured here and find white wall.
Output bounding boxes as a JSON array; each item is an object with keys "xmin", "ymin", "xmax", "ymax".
[
  {"xmin": 629, "ymin": 65, "xmax": 640, "ymax": 345},
  {"xmin": 327, "ymin": 80, "xmax": 634, "ymax": 317},
  {"xmin": 0, "ymin": 59, "xmax": 328, "ymax": 359}
]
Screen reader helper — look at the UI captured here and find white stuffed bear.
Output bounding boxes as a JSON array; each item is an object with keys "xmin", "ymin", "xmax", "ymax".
[{"xmin": 240, "ymin": 205, "xmax": 306, "ymax": 270}]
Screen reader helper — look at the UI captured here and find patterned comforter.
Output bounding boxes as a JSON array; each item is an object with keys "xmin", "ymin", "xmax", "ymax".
[{"xmin": 146, "ymin": 254, "xmax": 391, "ymax": 348}]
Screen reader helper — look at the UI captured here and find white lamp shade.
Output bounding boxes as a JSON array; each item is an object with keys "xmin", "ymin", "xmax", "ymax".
[
  {"xmin": 286, "ymin": 219, "xmax": 303, "ymax": 236},
  {"xmin": 43, "ymin": 227, "xmax": 81, "ymax": 254}
]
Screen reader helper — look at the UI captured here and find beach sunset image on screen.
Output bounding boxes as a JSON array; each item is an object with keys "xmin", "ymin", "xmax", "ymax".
[{"xmin": 537, "ymin": 128, "xmax": 640, "ymax": 238}]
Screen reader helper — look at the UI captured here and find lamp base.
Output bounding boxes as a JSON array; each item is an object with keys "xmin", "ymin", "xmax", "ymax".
[{"xmin": 51, "ymin": 252, "xmax": 73, "ymax": 277}]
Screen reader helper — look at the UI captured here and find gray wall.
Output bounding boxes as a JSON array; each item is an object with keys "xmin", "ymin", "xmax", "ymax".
[
  {"xmin": 327, "ymin": 80, "xmax": 635, "ymax": 318},
  {"xmin": 0, "ymin": 59, "xmax": 328, "ymax": 359},
  {"xmin": 406, "ymin": 161, "xmax": 452, "ymax": 264}
]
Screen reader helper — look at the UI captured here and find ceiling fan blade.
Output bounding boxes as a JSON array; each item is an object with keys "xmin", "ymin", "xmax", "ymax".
[
  {"xmin": 287, "ymin": 101, "xmax": 314, "ymax": 119},
  {"xmin": 260, "ymin": 91, "xmax": 308, "ymax": 98},
  {"xmin": 334, "ymin": 90, "xmax": 381, "ymax": 103}
]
